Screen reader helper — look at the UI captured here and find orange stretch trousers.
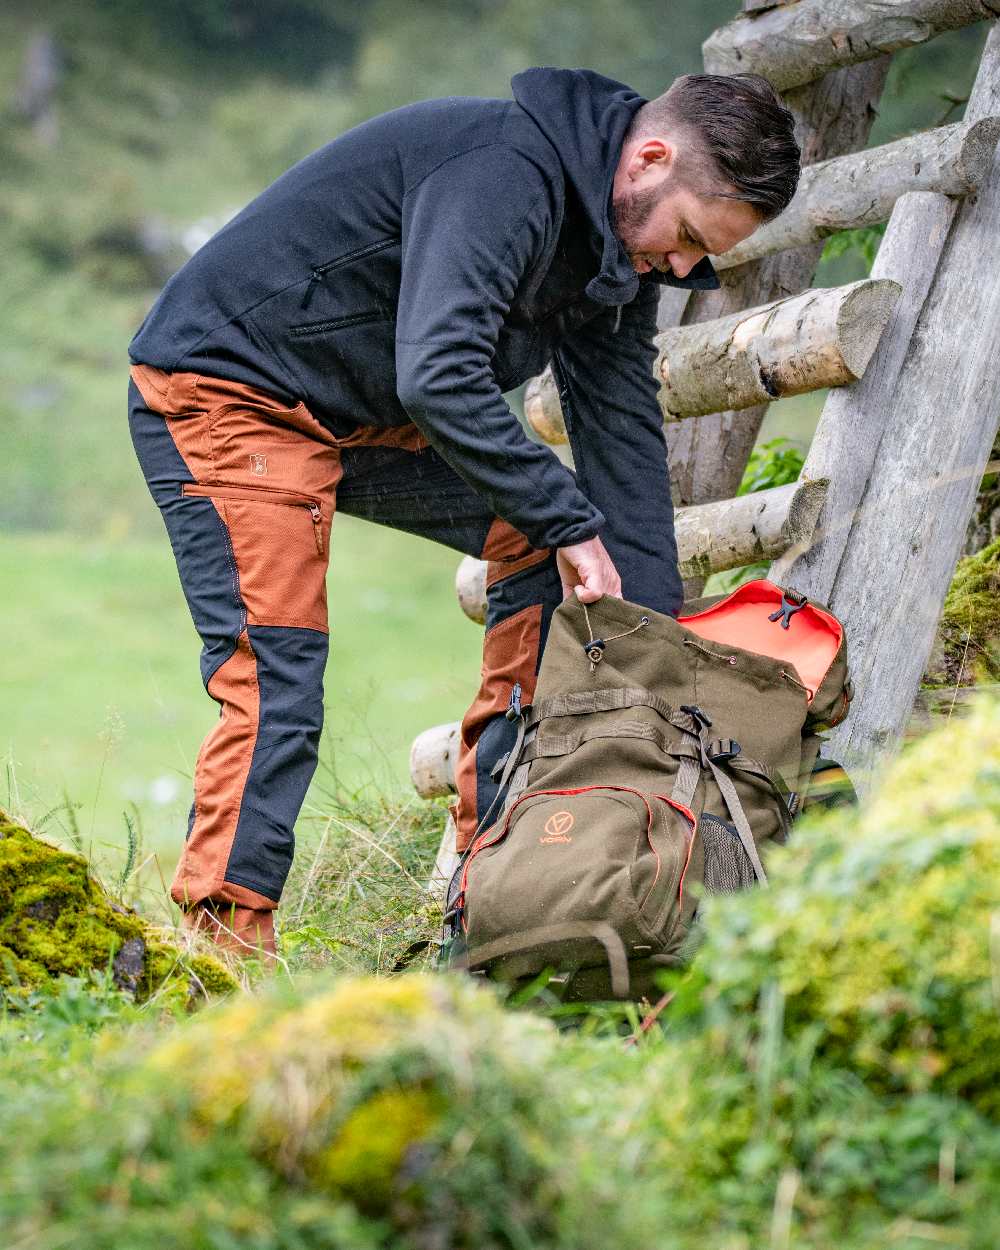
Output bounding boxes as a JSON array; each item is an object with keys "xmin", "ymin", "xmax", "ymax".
[{"xmin": 128, "ymin": 366, "xmax": 561, "ymax": 909}]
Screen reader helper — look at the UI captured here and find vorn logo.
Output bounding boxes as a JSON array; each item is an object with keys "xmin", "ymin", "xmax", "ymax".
[
  {"xmin": 540, "ymin": 809, "xmax": 574, "ymax": 844},
  {"xmin": 249, "ymin": 453, "xmax": 268, "ymax": 476}
]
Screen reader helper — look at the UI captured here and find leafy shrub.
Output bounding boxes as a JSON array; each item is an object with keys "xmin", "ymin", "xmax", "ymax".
[{"xmin": 1, "ymin": 698, "xmax": 998, "ymax": 1248}]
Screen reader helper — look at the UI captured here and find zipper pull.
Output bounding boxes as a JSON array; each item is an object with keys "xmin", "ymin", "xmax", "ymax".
[
  {"xmin": 308, "ymin": 503, "xmax": 324, "ymax": 554},
  {"xmin": 301, "ymin": 268, "xmax": 323, "ymax": 309}
]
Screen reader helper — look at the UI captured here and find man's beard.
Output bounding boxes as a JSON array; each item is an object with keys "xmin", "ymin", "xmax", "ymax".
[{"xmin": 611, "ymin": 182, "xmax": 664, "ymax": 260}]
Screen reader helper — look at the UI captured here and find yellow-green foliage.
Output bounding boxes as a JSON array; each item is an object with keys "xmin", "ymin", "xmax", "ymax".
[
  {"xmin": 148, "ymin": 976, "xmax": 556, "ymax": 1215},
  {"xmin": 933, "ymin": 537, "xmax": 1000, "ymax": 683},
  {"xmin": 0, "ymin": 810, "xmax": 237, "ymax": 1005},
  {"xmin": 684, "ymin": 695, "xmax": 1000, "ymax": 1114},
  {"xmin": 2, "ymin": 700, "xmax": 1000, "ymax": 1249}
]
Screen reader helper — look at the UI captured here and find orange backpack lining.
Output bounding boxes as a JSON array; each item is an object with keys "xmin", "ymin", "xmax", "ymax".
[{"xmin": 678, "ymin": 580, "xmax": 843, "ymax": 701}]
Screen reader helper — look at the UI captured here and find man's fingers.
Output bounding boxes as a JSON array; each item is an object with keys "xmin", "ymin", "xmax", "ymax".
[{"xmin": 556, "ymin": 537, "xmax": 622, "ymax": 602}]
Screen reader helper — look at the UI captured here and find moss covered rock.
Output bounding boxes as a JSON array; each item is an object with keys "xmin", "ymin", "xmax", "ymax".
[
  {"xmin": 0, "ymin": 810, "xmax": 237, "ymax": 1005},
  {"xmin": 679, "ymin": 695, "xmax": 1000, "ymax": 1115},
  {"xmin": 926, "ymin": 537, "xmax": 1000, "ymax": 686}
]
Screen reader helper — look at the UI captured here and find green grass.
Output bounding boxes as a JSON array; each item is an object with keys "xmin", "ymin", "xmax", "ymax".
[
  {"xmin": 2, "ymin": 698, "xmax": 1000, "ymax": 1249},
  {"xmin": 1, "ymin": 526, "xmax": 482, "ymax": 889}
]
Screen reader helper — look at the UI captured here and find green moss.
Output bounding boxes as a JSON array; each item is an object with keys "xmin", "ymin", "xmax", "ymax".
[
  {"xmin": 315, "ymin": 1086, "xmax": 440, "ymax": 1208},
  {"xmin": 0, "ymin": 810, "xmax": 237, "ymax": 1005},
  {"xmin": 931, "ymin": 538, "xmax": 1000, "ymax": 684}
]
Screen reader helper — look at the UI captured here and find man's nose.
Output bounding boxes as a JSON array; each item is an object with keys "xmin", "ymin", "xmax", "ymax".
[{"xmin": 667, "ymin": 247, "xmax": 705, "ymax": 279}]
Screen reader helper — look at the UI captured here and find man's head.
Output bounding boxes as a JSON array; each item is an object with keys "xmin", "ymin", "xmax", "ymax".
[{"xmin": 611, "ymin": 73, "xmax": 800, "ymax": 279}]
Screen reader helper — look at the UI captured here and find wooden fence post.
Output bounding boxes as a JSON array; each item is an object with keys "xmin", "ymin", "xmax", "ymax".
[{"xmin": 790, "ymin": 23, "xmax": 1000, "ymax": 781}]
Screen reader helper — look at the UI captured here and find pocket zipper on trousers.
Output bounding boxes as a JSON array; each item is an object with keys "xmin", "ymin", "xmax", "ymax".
[{"xmin": 181, "ymin": 483, "xmax": 325, "ymax": 555}]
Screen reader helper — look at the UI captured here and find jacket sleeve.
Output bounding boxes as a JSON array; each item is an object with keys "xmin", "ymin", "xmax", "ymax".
[
  {"xmin": 395, "ymin": 145, "xmax": 604, "ymax": 553},
  {"xmin": 551, "ymin": 282, "xmax": 683, "ymax": 617}
]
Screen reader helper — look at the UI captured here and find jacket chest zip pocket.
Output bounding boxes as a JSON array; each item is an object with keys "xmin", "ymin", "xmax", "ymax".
[
  {"xmin": 181, "ymin": 483, "xmax": 325, "ymax": 554},
  {"xmin": 300, "ymin": 236, "xmax": 399, "ymax": 309}
]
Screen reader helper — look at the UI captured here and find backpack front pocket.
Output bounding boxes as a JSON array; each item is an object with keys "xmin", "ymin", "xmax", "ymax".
[{"xmin": 460, "ymin": 785, "xmax": 695, "ymax": 981}]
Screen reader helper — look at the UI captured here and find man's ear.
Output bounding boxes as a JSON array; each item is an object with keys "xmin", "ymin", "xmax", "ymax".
[{"xmin": 628, "ymin": 137, "xmax": 675, "ymax": 184}]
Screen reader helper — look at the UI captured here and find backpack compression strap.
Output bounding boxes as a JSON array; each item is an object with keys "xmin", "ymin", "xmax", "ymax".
[{"xmin": 670, "ymin": 708, "xmax": 777, "ymax": 885}]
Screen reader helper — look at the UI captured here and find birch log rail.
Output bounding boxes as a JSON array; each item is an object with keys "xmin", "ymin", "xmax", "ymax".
[
  {"xmin": 524, "ymin": 279, "xmax": 900, "ymax": 441},
  {"xmin": 703, "ymin": 0, "xmax": 1000, "ymax": 93},
  {"xmin": 453, "ymin": 477, "xmax": 830, "ymax": 624},
  {"xmin": 657, "ymin": 279, "xmax": 900, "ymax": 420},
  {"xmin": 713, "ymin": 118, "xmax": 1000, "ymax": 271}
]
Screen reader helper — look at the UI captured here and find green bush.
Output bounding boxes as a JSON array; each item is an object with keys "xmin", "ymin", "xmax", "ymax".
[{"xmin": 1, "ymin": 698, "xmax": 998, "ymax": 1249}]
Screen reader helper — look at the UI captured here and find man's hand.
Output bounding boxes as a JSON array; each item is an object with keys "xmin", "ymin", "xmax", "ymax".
[{"xmin": 556, "ymin": 536, "xmax": 622, "ymax": 604}]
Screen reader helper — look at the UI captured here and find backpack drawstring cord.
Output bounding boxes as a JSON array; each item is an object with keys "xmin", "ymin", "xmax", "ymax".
[{"xmin": 581, "ymin": 602, "xmax": 649, "ymax": 672}]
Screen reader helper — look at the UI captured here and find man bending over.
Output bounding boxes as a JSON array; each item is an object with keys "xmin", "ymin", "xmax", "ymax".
[{"xmin": 128, "ymin": 68, "xmax": 799, "ymax": 956}]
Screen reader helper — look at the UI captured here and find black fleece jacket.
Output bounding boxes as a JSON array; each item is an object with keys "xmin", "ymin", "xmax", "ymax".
[{"xmin": 129, "ymin": 68, "xmax": 718, "ymax": 615}]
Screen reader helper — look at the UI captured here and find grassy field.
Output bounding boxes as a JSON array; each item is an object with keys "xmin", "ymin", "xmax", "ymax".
[{"xmin": 1, "ymin": 525, "xmax": 483, "ymax": 884}]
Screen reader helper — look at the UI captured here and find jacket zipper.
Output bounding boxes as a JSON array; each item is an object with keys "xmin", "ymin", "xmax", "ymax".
[
  {"xmin": 181, "ymin": 483, "xmax": 325, "ymax": 555},
  {"xmin": 300, "ymin": 236, "xmax": 398, "ymax": 309}
]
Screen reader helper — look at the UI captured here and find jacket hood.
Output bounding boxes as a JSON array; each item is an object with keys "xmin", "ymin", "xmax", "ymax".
[{"xmin": 511, "ymin": 67, "xmax": 719, "ymax": 307}]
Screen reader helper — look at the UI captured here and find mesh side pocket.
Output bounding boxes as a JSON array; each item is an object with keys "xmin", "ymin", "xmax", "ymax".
[{"xmin": 700, "ymin": 814, "xmax": 757, "ymax": 893}]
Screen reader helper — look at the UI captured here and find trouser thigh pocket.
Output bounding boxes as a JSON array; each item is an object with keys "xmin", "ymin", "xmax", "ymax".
[{"xmin": 181, "ymin": 482, "xmax": 330, "ymax": 633}]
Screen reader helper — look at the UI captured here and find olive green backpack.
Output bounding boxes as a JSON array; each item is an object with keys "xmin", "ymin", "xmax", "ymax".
[{"xmin": 443, "ymin": 579, "xmax": 853, "ymax": 1002}]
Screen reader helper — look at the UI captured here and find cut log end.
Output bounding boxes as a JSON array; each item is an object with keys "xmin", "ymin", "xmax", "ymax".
[
  {"xmin": 959, "ymin": 116, "xmax": 1000, "ymax": 185},
  {"xmin": 837, "ymin": 278, "xmax": 902, "ymax": 378},
  {"xmin": 455, "ymin": 555, "xmax": 487, "ymax": 624},
  {"xmin": 409, "ymin": 722, "xmax": 460, "ymax": 798},
  {"xmin": 781, "ymin": 476, "xmax": 830, "ymax": 551},
  {"xmin": 524, "ymin": 369, "xmax": 567, "ymax": 445}
]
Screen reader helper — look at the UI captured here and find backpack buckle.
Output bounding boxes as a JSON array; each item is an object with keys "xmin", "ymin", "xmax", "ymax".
[
  {"xmin": 768, "ymin": 588, "xmax": 808, "ymax": 631},
  {"xmin": 489, "ymin": 750, "xmax": 511, "ymax": 783},
  {"xmin": 680, "ymin": 704, "xmax": 713, "ymax": 731},
  {"xmin": 505, "ymin": 682, "xmax": 523, "ymax": 721},
  {"xmin": 707, "ymin": 738, "xmax": 741, "ymax": 763}
]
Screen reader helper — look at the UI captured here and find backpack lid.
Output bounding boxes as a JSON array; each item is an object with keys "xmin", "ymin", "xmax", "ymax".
[{"xmin": 678, "ymin": 579, "xmax": 843, "ymax": 702}]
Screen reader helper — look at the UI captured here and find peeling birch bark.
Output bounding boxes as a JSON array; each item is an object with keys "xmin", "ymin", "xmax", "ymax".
[
  {"xmin": 703, "ymin": 0, "xmax": 1000, "ymax": 93},
  {"xmin": 523, "ymin": 280, "xmax": 898, "ymax": 440},
  {"xmin": 657, "ymin": 279, "xmax": 900, "ymax": 419},
  {"xmin": 454, "ymin": 478, "xmax": 828, "ymax": 623},
  {"xmin": 715, "ymin": 117, "xmax": 1000, "ymax": 270}
]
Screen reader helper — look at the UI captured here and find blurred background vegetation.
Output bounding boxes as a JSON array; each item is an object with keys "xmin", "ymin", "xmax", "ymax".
[{"xmin": 0, "ymin": 0, "xmax": 988, "ymax": 876}]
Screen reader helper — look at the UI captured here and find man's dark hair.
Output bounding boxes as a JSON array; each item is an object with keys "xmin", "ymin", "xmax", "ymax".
[{"xmin": 630, "ymin": 73, "xmax": 800, "ymax": 223}]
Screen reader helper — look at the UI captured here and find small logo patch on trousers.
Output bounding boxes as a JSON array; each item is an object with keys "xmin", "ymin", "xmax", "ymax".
[{"xmin": 250, "ymin": 453, "xmax": 268, "ymax": 476}]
